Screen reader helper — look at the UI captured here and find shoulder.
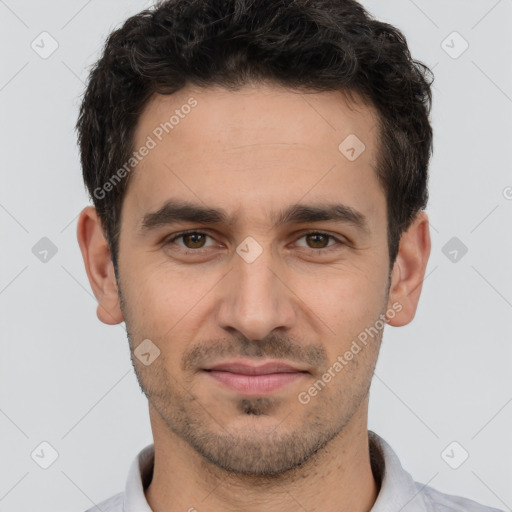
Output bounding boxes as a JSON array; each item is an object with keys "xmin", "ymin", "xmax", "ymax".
[
  {"xmin": 417, "ymin": 482, "xmax": 505, "ymax": 512},
  {"xmin": 84, "ymin": 491, "xmax": 124, "ymax": 512}
]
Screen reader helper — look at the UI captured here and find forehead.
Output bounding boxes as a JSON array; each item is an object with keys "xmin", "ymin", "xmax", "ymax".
[
  {"xmin": 126, "ymin": 83, "xmax": 383, "ymax": 229},
  {"xmin": 134, "ymin": 83, "xmax": 378, "ymax": 155}
]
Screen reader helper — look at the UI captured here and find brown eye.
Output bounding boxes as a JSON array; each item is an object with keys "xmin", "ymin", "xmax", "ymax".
[
  {"xmin": 305, "ymin": 233, "xmax": 330, "ymax": 248},
  {"xmin": 181, "ymin": 232, "xmax": 207, "ymax": 248},
  {"xmin": 165, "ymin": 231, "xmax": 216, "ymax": 252},
  {"xmin": 295, "ymin": 232, "xmax": 340, "ymax": 251}
]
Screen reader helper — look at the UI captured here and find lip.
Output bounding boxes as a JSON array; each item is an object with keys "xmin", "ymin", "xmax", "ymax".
[
  {"xmin": 205, "ymin": 360, "xmax": 307, "ymax": 375},
  {"xmin": 202, "ymin": 359, "xmax": 308, "ymax": 395}
]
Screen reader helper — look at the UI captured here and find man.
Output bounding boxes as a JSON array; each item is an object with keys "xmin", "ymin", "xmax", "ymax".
[{"xmin": 75, "ymin": 1, "xmax": 503, "ymax": 511}]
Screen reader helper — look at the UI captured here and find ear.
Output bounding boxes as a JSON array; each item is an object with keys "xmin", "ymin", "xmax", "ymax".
[
  {"xmin": 386, "ymin": 211, "xmax": 431, "ymax": 327},
  {"xmin": 76, "ymin": 206, "xmax": 124, "ymax": 325}
]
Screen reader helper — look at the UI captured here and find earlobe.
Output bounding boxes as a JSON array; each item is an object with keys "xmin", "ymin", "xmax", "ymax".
[
  {"xmin": 76, "ymin": 206, "xmax": 124, "ymax": 325},
  {"xmin": 386, "ymin": 211, "xmax": 431, "ymax": 327}
]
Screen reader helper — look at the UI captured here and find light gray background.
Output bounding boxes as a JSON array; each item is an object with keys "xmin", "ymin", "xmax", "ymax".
[{"xmin": 1, "ymin": 0, "xmax": 511, "ymax": 511}]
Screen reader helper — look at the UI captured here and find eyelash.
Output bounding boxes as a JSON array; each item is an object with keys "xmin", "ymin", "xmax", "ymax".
[{"xmin": 163, "ymin": 230, "xmax": 344, "ymax": 256}]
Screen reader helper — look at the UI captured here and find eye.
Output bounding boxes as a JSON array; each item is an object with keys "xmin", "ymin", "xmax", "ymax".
[
  {"xmin": 165, "ymin": 231, "xmax": 216, "ymax": 252},
  {"xmin": 294, "ymin": 231, "xmax": 342, "ymax": 252},
  {"xmin": 163, "ymin": 230, "xmax": 344, "ymax": 256}
]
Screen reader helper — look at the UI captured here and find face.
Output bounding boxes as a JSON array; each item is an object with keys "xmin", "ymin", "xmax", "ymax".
[{"xmin": 96, "ymin": 83, "xmax": 400, "ymax": 475}]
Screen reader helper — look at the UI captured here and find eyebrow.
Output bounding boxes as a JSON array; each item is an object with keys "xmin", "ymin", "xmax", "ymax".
[{"xmin": 139, "ymin": 199, "xmax": 370, "ymax": 235}]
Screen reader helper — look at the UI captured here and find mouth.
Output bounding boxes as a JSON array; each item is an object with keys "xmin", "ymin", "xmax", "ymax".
[{"xmin": 202, "ymin": 359, "xmax": 309, "ymax": 395}]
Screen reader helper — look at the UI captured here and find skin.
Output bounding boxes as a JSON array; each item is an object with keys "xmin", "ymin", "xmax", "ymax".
[{"xmin": 77, "ymin": 82, "xmax": 431, "ymax": 512}]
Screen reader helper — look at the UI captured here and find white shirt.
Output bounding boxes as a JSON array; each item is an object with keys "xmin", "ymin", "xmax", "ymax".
[{"xmin": 85, "ymin": 430, "xmax": 504, "ymax": 512}]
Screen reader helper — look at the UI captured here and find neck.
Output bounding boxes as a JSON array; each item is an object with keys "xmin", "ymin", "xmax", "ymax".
[{"xmin": 145, "ymin": 401, "xmax": 379, "ymax": 512}]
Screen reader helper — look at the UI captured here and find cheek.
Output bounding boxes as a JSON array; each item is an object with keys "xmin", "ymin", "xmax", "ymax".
[
  {"xmin": 124, "ymin": 259, "xmax": 218, "ymax": 337},
  {"xmin": 295, "ymin": 264, "xmax": 386, "ymax": 330}
]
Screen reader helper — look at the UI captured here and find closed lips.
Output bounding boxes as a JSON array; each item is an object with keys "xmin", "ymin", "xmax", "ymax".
[{"xmin": 204, "ymin": 362, "xmax": 309, "ymax": 375}]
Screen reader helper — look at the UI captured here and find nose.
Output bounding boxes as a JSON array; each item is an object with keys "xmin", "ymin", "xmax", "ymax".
[{"xmin": 216, "ymin": 241, "xmax": 297, "ymax": 341}]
